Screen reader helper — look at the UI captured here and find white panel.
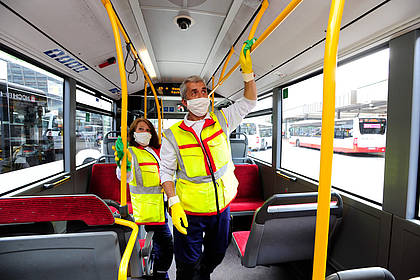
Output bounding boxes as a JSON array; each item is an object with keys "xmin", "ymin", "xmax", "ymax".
[
  {"xmin": 142, "ymin": 9, "xmax": 225, "ymax": 64},
  {"xmin": 157, "ymin": 61, "xmax": 203, "ymax": 83},
  {"xmin": 140, "ymin": 0, "xmax": 233, "ymax": 15}
]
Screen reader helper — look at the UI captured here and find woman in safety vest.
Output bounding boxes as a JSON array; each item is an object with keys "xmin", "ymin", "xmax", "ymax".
[{"xmin": 116, "ymin": 118, "xmax": 174, "ymax": 280}]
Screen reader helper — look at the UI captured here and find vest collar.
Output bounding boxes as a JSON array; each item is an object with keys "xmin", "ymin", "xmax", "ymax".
[{"xmin": 180, "ymin": 113, "xmax": 216, "ymax": 132}]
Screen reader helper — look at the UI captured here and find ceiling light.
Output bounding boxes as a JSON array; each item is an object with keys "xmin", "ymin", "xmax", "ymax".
[{"xmin": 138, "ymin": 50, "xmax": 156, "ymax": 79}]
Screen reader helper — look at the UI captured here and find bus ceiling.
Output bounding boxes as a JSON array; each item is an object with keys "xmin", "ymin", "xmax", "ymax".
[{"xmin": 0, "ymin": 1, "xmax": 419, "ymax": 100}]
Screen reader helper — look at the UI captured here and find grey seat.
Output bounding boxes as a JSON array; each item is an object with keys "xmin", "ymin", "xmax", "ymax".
[
  {"xmin": 326, "ymin": 267, "xmax": 396, "ymax": 280},
  {"xmin": 230, "ymin": 132, "xmax": 253, "ymax": 164},
  {"xmin": 0, "ymin": 232, "xmax": 121, "ymax": 280},
  {"xmin": 103, "ymin": 131, "xmax": 120, "ymax": 163},
  {"xmin": 232, "ymin": 192, "xmax": 343, "ymax": 268}
]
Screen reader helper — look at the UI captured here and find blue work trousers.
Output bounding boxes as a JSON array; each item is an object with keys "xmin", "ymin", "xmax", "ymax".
[
  {"xmin": 173, "ymin": 207, "xmax": 230, "ymax": 280},
  {"xmin": 145, "ymin": 222, "xmax": 174, "ymax": 278}
]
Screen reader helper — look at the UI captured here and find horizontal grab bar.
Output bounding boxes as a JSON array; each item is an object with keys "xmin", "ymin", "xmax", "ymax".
[
  {"xmin": 43, "ymin": 175, "xmax": 71, "ymax": 189},
  {"xmin": 276, "ymin": 171, "xmax": 297, "ymax": 182}
]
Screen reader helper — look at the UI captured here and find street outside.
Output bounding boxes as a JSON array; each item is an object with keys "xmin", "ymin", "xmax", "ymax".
[{"xmin": 250, "ymin": 139, "xmax": 385, "ymax": 203}]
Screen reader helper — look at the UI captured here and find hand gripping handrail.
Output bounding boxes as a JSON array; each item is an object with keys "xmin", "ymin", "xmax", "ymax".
[
  {"xmin": 102, "ymin": 0, "xmax": 129, "ymax": 208},
  {"xmin": 312, "ymin": 0, "xmax": 345, "ymax": 279},
  {"xmin": 114, "ymin": 218, "xmax": 139, "ymax": 280},
  {"xmin": 208, "ymin": 0, "xmax": 302, "ymax": 98}
]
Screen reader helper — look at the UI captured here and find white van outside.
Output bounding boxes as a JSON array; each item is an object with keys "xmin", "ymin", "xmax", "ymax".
[{"xmin": 239, "ymin": 121, "xmax": 272, "ymax": 151}]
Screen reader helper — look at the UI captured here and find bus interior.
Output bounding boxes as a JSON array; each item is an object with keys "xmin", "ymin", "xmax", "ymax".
[{"xmin": 0, "ymin": 0, "xmax": 420, "ymax": 279}]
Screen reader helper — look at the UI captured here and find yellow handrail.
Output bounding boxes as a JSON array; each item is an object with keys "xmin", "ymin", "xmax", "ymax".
[
  {"xmin": 144, "ymin": 79, "xmax": 148, "ymax": 119},
  {"xmin": 211, "ymin": 76, "xmax": 215, "ymax": 112},
  {"xmin": 208, "ymin": 0, "xmax": 302, "ymax": 97},
  {"xmin": 115, "ymin": 13, "xmax": 162, "ymax": 143},
  {"xmin": 102, "ymin": 0, "xmax": 128, "ymax": 207},
  {"xmin": 248, "ymin": 0, "xmax": 269, "ymax": 40},
  {"xmin": 115, "ymin": 218, "xmax": 139, "ymax": 280},
  {"xmin": 219, "ymin": 46, "xmax": 234, "ymax": 85},
  {"xmin": 312, "ymin": 0, "xmax": 345, "ymax": 279}
]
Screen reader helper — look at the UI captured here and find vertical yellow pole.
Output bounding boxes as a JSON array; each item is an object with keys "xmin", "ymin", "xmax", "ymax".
[
  {"xmin": 115, "ymin": 18, "xmax": 162, "ymax": 143},
  {"xmin": 211, "ymin": 76, "xmax": 215, "ymax": 112},
  {"xmin": 312, "ymin": 0, "xmax": 345, "ymax": 279},
  {"xmin": 144, "ymin": 79, "xmax": 148, "ymax": 119},
  {"xmin": 102, "ymin": 0, "xmax": 128, "ymax": 207},
  {"xmin": 160, "ymin": 97, "xmax": 164, "ymax": 129}
]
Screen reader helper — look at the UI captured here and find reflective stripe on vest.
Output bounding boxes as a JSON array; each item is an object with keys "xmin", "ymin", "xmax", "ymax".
[
  {"xmin": 164, "ymin": 110, "xmax": 238, "ymax": 214},
  {"xmin": 129, "ymin": 147, "xmax": 165, "ymax": 224}
]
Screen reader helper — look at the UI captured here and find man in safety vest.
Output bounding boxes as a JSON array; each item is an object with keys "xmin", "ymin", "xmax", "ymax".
[{"xmin": 160, "ymin": 40, "xmax": 257, "ymax": 280}]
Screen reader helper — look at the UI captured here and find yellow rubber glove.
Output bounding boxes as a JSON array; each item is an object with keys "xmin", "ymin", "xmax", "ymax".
[
  {"xmin": 239, "ymin": 39, "xmax": 255, "ymax": 74},
  {"xmin": 171, "ymin": 202, "xmax": 188, "ymax": 235}
]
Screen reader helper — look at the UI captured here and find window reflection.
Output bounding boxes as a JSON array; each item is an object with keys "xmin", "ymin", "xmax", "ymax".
[{"xmin": 0, "ymin": 50, "xmax": 64, "ymax": 193}]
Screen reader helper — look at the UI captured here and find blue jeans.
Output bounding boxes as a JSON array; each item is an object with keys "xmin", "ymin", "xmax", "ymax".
[{"xmin": 173, "ymin": 207, "xmax": 230, "ymax": 280}]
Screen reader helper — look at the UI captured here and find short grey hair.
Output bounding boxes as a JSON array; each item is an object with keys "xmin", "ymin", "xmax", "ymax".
[{"xmin": 180, "ymin": 75, "xmax": 206, "ymax": 100}]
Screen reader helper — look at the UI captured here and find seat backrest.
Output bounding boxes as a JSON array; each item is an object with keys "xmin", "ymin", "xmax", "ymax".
[
  {"xmin": 90, "ymin": 163, "xmax": 131, "ymax": 202},
  {"xmin": 325, "ymin": 267, "xmax": 396, "ymax": 280},
  {"xmin": 104, "ymin": 131, "xmax": 120, "ymax": 156},
  {"xmin": 242, "ymin": 192, "xmax": 343, "ymax": 268},
  {"xmin": 0, "ymin": 195, "xmax": 114, "ymax": 226},
  {"xmin": 0, "ymin": 231, "xmax": 121, "ymax": 280},
  {"xmin": 233, "ymin": 164, "xmax": 262, "ymax": 199},
  {"xmin": 230, "ymin": 133, "xmax": 248, "ymax": 164}
]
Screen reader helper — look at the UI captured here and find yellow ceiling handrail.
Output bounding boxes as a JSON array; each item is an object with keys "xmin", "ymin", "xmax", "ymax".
[
  {"xmin": 208, "ymin": 0, "xmax": 302, "ymax": 98},
  {"xmin": 312, "ymin": 0, "xmax": 345, "ymax": 279},
  {"xmin": 144, "ymin": 79, "xmax": 148, "ymax": 119},
  {"xmin": 115, "ymin": 218, "xmax": 139, "ymax": 280},
  {"xmin": 114, "ymin": 12, "xmax": 162, "ymax": 143},
  {"xmin": 211, "ymin": 76, "xmax": 215, "ymax": 112},
  {"xmin": 219, "ymin": 46, "xmax": 235, "ymax": 85},
  {"xmin": 102, "ymin": 0, "xmax": 128, "ymax": 208},
  {"xmin": 248, "ymin": 0, "xmax": 269, "ymax": 40}
]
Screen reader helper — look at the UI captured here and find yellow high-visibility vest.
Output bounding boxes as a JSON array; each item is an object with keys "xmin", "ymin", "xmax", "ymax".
[
  {"xmin": 129, "ymin": 146, "xmax": 165, "ymax": 224},
  {"xmin": 163, "ymin": 110, "xmax": 238, "ymax": 215}
]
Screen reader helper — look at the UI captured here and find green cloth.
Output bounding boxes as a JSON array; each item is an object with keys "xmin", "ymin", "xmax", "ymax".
[
  {"xmin": 243, "ymin": 37, "xmax": 257, "ymax": 56},
  {"xmin": 115, "ymin": 136, "xmax": 132, "ymax": 171}
]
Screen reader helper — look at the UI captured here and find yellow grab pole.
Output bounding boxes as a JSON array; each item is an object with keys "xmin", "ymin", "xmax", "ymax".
[
  {"xmin": 102, "ymin": 0, "xmax": 128, "ymax": 207},
  {"xmin": 160, "ymin": 96, "xmax": 164, "ymax": 129},
  {"xmin": 248, "ymin": 0, "xmax": 269, "ymax": 40},
  {"xmin": 208, "ymin": 0, "xmax": 302, "ymax": 97},
  {"xmin": 115, "ymin": 218, "xmax": 139, "ymax": 280},
  {"xmin": 312, "ymin": 0, "xmax": 345, "ymax": 279},
  {"xmin": 211, "ymin": 76, "xmax": 215, "ymax": 112},
  {"xmin": 115, "ymin": 16, "xmax": 162, "ymax": 143},
  {"xmin": 144, "ymin": 79, "xmax": 148, "ymax": 119},
  {"xmin": 219, "ymin": 47, "xmax": 235, "ymax": 84}
]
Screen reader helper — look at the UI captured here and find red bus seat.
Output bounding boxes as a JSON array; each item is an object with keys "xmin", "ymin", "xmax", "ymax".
[
  {"xmin": 230, "ymin": 164, "xmax": 265, "ymax": 215},
  {"xmin": 89, "ymin": 163, "xmax": 133, "ymax": 214}
]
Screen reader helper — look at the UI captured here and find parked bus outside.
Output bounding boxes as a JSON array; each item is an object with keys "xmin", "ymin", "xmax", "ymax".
[{"xmin": 288, "ymin": 116, "xmax": 386, "ymax": 154}]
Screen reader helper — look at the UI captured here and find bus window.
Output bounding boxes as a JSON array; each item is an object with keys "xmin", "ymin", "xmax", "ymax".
[
  {"xmin": 240, "ymin": 115, "xmax": 273, "ymax": 163},
  {"xmin": 75, "ymin": 87, "xmax": 113, "ymax": 166},
  {"xmin": 0, "ymin": 50, "xmax": 64, "ymax": 194},
  {"xmin": 281, "ymin": 48, "xmax": 389, "ymax": 203}
]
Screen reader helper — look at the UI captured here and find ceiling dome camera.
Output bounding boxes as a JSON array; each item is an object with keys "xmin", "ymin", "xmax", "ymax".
[
  {"xmin": 177, "ymin": 17, "xmax": 191, "ymax": 30},
  {"xmin": 174, "ymin": 14, "xmax": 194, "ymax": 31}
]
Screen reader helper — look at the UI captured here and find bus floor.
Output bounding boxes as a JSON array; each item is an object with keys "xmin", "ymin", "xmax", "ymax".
[{"xmin": 165, "ymin": 215, "xmax": 310, "ymax": 280}]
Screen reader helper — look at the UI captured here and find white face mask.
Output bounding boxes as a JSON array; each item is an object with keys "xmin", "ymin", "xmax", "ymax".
[
  {"xmin": 186, "ymin": 97, "xmax": 210, "ymax": 117},
  {"xmin": 134, "ymin": 132, "xmax": 152, "ymax": 146}
]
